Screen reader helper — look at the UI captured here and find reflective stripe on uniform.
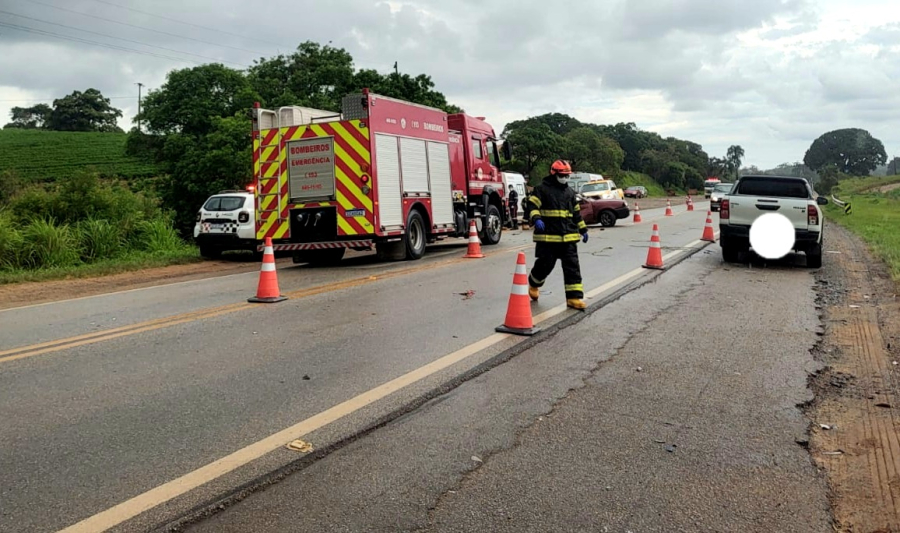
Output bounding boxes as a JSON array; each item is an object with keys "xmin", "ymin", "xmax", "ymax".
[
  {"xmin": 564, "ymin": 283, "xmax": 584, "ymax": 293},
  {"xmin": 533, "ymin": 233, "xmax": 583, "ymax": 243},
  {"xmin": 539, "ymin": 209, "xmax": 572, "ymax": 218},
  {"xmin": 577, "ymin": 220, "xmax": 587, "ymax": 230},
  {"xmin": 527, "ymin": 196, "xmax": 542, "ymax": 208},
  {"xmin": 529, "ymin": 273, "xmax": 546, "ymax": 286},
  {"xmin": 574, "ymin": 204, "xmax": 580, "ymax": 211}
]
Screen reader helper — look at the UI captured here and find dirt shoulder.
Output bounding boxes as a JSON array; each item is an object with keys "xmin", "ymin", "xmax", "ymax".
[
  {"xmin": 0, "ymin": 257, "xmax": 280, "ymax": 310},
  {"xmin": 806, "ymin": 224, "xmax": 900, "ymax": 532}
]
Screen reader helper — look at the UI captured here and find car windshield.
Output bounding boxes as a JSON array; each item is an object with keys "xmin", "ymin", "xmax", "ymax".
[
  {"xmin": 581, "ymin": 183, "xmax": 609, "ymax": 192},
  {"xmin": 704, "ymin": 180, "xmax": 720, "ymax": 188},
  {"xmin": 204, "ymin": 196, "xmax": 246, "ymax": 211},
  {"xmin": 714, "ymin": 184, "xmax": 732, "ymax": 192}
]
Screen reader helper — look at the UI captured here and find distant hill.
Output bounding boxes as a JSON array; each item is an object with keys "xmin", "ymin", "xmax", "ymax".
[{"xmin": 0, "ymin": 129, "xmax": 161, "ymax": 182}]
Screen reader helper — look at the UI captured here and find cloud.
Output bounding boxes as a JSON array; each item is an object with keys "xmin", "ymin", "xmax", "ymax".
[{"xmin": 0, "ymin": 0, "xmax": 898, "ymax": 169}]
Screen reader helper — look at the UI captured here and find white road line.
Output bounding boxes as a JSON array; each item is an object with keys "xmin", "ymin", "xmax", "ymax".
[{"xmin": 57, "ymin": 234, "xmax": 717, "ymax": 533}]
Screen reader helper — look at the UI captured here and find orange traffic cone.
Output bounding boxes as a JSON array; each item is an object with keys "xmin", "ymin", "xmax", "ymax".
[
  {"xmin": 687, "ymin": 196, "xmax": 694, "ymax": 211},
  {"xmin": 633, "ymin": 202, "xmax": 642, "ymax": 223},
  {"xmin": 248, "ymin": 237, "xmax": 287, "ymax": 303},
  {"xmin": 496, "ymin": 252, "xmax": 540, "ymax": 336},
  {"xmin": 463, "ymin": 220, "xmax": 485, "ymax": 259},
  {"xmin": 701, "ymin": 210, "xmax": 716, "ymax": 242},
  {"xmin": 642, "ymin": 224, "xmax": 665, "ymax": 270},
  {"xmin": 665, "ymin": 199, "xmax": 674, "ymax": 217}
]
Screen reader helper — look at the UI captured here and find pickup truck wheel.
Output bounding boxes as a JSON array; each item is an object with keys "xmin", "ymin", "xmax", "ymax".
[
  {"xmin": 480, "ymin": 204, "xmax": 502, "ymax": 246},
  {"xmin": 806, "ymin": 244, "xmax": 823, "ymax": 268},
  {"xmin": 599, "ymin": 210, "xmax": 617, "ymax": 227},
  {"xmin": 722, "ymin": 242, "xmax": 741, "ymax": 263}
]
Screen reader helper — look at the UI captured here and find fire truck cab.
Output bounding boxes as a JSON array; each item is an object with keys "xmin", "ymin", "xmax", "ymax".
[{"xmin": 250, "ymin": 89, "xmax": 511, "ymax": 265}]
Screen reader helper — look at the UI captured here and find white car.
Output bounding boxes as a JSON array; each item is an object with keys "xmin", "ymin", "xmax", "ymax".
[
  {"xmin": 193, "ymin": 189, "xmax": 258, "ymax": 258},
  {"xmin": 719, "ymin": 175, "xmax": 828, "ymax": 268}
]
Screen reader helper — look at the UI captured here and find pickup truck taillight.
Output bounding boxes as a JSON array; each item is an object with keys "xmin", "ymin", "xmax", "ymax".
[
  {"xmin": 238, "ymin": 211, "xmax": 250, "ymax": 223},
  {"xmin": 720, "ymin": 199, "xmax": 729, "ymax": 220},
  {"xmin": 808, "ymin": 204, "xmax": 818, "ymax": 226}
]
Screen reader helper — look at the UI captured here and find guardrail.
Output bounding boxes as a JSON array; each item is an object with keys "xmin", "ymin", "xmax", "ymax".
[{"xmin": 831, "ymin": 194, "xmax": 852, "ymax": 215}]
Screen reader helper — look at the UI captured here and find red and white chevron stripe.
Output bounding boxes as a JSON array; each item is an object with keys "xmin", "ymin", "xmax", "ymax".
[{"xmin": 257, "ymin": 240, "xmax": 373, "ymax": 252}]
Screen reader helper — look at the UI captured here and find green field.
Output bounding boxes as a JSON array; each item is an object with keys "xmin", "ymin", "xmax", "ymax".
[
  {"xmin": 827, "ymin": 175, "xmax": 900, "ymax": 280},
  {"xmin": 0, "ymin": 129, "xmax": 161, "ymax": 182}
]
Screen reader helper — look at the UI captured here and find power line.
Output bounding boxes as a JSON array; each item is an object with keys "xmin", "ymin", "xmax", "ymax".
[
  {"xmin": 0, "ymin": 21, "xmax": 206, "ymax": 64},
  {"xmin": 87, "ymin": 0, "xmax": 294, "ymax": 50},
  {"xmin": 0, "ymin": 9, "xmax": 246, "ymax": 66},
  {"xmin": 22, "ymin": 0, "xmax": 269, "ymax": 56}
]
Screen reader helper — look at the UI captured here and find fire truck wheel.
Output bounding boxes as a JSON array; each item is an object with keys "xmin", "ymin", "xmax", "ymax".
[
  {"xmin": 480, "ymin": 204, "xmax": 502, "ymax": 246},
  {"xmin": 404, "ymin": 210, "xmax": 427, "ymax": 260}
]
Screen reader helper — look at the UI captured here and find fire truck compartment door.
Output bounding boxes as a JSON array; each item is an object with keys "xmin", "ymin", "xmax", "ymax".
[
  {"xmin": 375, "ymin": 133, "xmax": 403, "ymax": 228},
  {"xmin": 399, "ymin": 137, "xmax": 429, "ymax": 193},
  {"xmin": 287, "ymin": 137, "xmax": 336, "ymax": 202},
  {"xmin": 427, "ymin": 141, "xmax": 454, "ymax": 225}
]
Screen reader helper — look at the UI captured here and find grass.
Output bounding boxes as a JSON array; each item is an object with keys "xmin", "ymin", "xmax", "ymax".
[
  {"xmin": 0, "ymin": 129, "xmax": 161, "ymax": 182},
  {"xmin": 826, "ymin": 174, "xmax": 900, "ymax": 280},
  {"xmin": 616, "ymin": 171, "xmax": 668, "ymax": 197},
  {"xmin": 0, "ymin": 246, "xmax": 201, "ymax": 285}
]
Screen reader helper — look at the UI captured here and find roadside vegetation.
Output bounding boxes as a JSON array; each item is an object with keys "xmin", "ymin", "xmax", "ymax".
[
  {"xmin": 0, "ymin": 169, "xmax": 197, "ymax": 284},
  {"xmin": 826, "ymin": 174, "xmax": 900, "ymax": 280}
]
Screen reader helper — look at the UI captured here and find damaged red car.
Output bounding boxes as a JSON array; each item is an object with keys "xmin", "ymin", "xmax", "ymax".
[{"xmin": 578, "ymin": 195, "xmax": 631, "ymax": 227}]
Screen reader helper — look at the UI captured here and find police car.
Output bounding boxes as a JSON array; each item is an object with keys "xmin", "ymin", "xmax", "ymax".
[{"xmin": 193, "ymin": 188, "xmax": 258, "ymax": 258}]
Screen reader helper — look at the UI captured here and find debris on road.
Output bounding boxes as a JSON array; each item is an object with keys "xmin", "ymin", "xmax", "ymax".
[
  {"xmin": 302, "ymin": 375, "xmax": 311, "ymax": 380},
  {"xmin": 472, "ymin": 456, "xmax": 483, "ymax": 463},
  {"xmin": 821, "ymin": 450, "xmax": 844, "ymax": 456},
  {"xmin": 635, "ymin": 366, "xmax": 643, "ymax": 372},
  {"xmin": 875, "ymin": 402, "xmax": 892, "ymax": 409},
  {"xmin": 665, "ymin": 444, "xmax": 677, "ymax": 453},
  {"xmin": 457, "ymin": 290, "xmax": 476, "ymax": 300},
  {"xmin": 286, "ymin": 439, "xmax": 314, "ymax": 453},
  {"xmin": 819, "ymin": 424, "xmax": 834, "ymax": 430}
]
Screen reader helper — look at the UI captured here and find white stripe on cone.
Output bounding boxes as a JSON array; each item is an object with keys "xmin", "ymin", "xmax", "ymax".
[
  {"xmin": 264, "ymin": 246, "xmax": 274, "ymax": 255},
  {"xmin": 515, "ymin": 264, "xmax": 527, "ymax": 275},
  {"xmin": 650, "ymin": 241, "xmax": 661, "ymax": 248},
  {"xmin": 511, "ymin": 284, "xmax": 530, "ymax": 296},
  {"xmin": 261, "ymin": 262, "xmax": 276, "ymax": 272}
]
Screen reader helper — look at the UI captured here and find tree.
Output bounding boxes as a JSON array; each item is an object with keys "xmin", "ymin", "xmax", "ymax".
[
  {"xmin": 353, "ymin": 70, "xmax": 461, "ymax": 113},
  {"xmin": 4, "ymin": 104, "xmax": 52, "ymax": 129},
  {"xmin": 803, "ymin": 128, "xmax": 888, "ymax": 176},
  {"xmin": 596, "ymin": 136, "xmax": 626, "ymax": 175},
  {"xmin": 504, "ymin": 122, "xmax": 563, "ymax": 178},
  {"xmin": 48, "ymin": 89, "xmax": 123, "ymax": 132},
  {"xmin": 726, "ymin": 145, "xmax": 745, "ymax": 180},
  {"xmin": 563, "ymin": 127, "xmax": 604, "ymax": 171},
  {"xmin": 887, "ymin": 156, "xmax": 900, "ymax": 176},
  {"xmin": 136, "ymin": 64, "xmax": 259, "ymax": 137}
]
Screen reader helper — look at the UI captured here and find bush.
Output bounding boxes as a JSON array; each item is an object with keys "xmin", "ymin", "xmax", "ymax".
[
  {"xmin": 77, "ymin": 218, "xmax": 123, "ymax": 262},
  {"xmin": 19, "ymin": 218, "xmax": 80, "ymax": 268},
  {"xmin": 0, "ymin": 211, "xmax": 24, "ymax": 268},
  {"xmin": 133, "ymin": 218, "xmax": 183, "ymax": 254}
]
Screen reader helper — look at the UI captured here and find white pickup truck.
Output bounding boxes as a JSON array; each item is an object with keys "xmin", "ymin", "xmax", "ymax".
[{"xmin": 718, "ymin": 175, "xmax": 829, "ymax": 268}]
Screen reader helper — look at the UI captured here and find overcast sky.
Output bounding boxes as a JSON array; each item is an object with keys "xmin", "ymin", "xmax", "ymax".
[{"xmin": 1, "ymin": 0, "xmax": 899, "ymax": 169}]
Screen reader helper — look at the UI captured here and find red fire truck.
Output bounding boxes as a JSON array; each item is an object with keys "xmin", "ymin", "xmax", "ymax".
[{"xmin": 250, "ymin": 89, "xmax": 511, "ymax": 264}]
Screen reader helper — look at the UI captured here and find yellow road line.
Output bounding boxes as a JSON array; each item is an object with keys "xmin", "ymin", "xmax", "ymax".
[
  {"xmin": 56, "ymin": 237, "xmax": 715, "ymax": 533},
  {"xmin": 1, "ymin": 244, "xmax": 532, "ymax": 366}
]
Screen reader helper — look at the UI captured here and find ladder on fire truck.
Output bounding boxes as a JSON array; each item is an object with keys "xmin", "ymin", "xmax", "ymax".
[{"xmin": 254, "ymin": 106, "xmax": 341, "ymax": 226}]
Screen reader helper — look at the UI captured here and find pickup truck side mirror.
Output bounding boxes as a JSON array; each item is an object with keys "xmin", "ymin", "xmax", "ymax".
[
  {"xmin": 816, "ymin": 196, "xmax": 828, "ymax": 205},
  {"xmin": 501, "ymin": 141, "xmax": 512, "ymax": 161}
]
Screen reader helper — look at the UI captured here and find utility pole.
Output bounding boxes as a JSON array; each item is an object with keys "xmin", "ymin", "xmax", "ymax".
[
  {"xmin": 393, "ymin": 61, "xmax": 398, "ymax": 75},
  {"xmin": 135, "ymin": 82, "xmax": 144, "ymax": 132}
]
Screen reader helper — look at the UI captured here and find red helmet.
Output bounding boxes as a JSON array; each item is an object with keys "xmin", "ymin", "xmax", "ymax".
[{"xmin": 550, "ymin": 160, "xmax": 572, "ymax": 175}]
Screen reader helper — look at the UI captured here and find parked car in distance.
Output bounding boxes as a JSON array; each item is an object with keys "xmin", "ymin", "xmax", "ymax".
[
  {"xmin": 579, "ymin": 179, "xmax": 625, "ymax": 200},
  {"xmin": 577, "ymin": 194, "xmax": 630, "ymax": 227},
  {"xmin": 193, "ymin": 189, "xmax": 258, "ymax": 259},
  {"xmin": 623, "ymin": 186, "xmax": 647, "ymax": 198},
  {"xmin": 703, "ymin": 178, "xmax": 721, "ymax": 198},
  {"xmin": 709, "ymin": 182, "xmax": 733, "ymax": 212}
]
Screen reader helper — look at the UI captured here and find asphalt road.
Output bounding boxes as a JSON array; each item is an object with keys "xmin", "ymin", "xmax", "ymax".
[
  {"xmin": 187, "ymin": 245, "xmax": 831, "ymax": 532},
  {"xmin": 0, "ymin": 202, "xmax": 716, "ymax": 533}
]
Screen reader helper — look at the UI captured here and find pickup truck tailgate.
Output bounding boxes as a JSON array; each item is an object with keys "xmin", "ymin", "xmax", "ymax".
[{"xmin": 728, "ymin": 177, "xmax": 812, "ymax": 230}]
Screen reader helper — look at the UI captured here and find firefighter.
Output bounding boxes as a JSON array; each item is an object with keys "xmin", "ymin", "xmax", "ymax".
[
  {"xmin": 507, "ymin": 185, "xmax": 519, "ymax": 229},
  {"xmin": 524, "ymin": 160, "xmax": 588, "ymax": 310}
]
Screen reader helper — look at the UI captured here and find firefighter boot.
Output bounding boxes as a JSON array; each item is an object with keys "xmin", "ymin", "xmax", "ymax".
[
  {"xmin": 529, "ymin": 286, "xmax": 540, "ymax": 301},
  {"xmin": 566, "ymin": 298, "xmax": 587, "ymax": 311}
]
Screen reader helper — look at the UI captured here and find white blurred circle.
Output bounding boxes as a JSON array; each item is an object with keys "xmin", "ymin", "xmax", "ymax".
[{"xmin": 749, "ymin": 213, "xmax": 795, "ymax": 260}]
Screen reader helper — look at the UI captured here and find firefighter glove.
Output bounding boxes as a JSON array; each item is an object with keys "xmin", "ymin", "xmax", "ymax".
[
  {"xmin": 534, "ymin": 219, "xmax": 545, "ymax": 232},
  {"xmin": 582, "ymin": 232, "xmax": 589, "ymax": 243}
]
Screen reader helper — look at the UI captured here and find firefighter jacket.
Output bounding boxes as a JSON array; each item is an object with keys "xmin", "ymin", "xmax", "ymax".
[{"xmin": 525, "ymin": 176, "xmax": 588, "ymax": 243}]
